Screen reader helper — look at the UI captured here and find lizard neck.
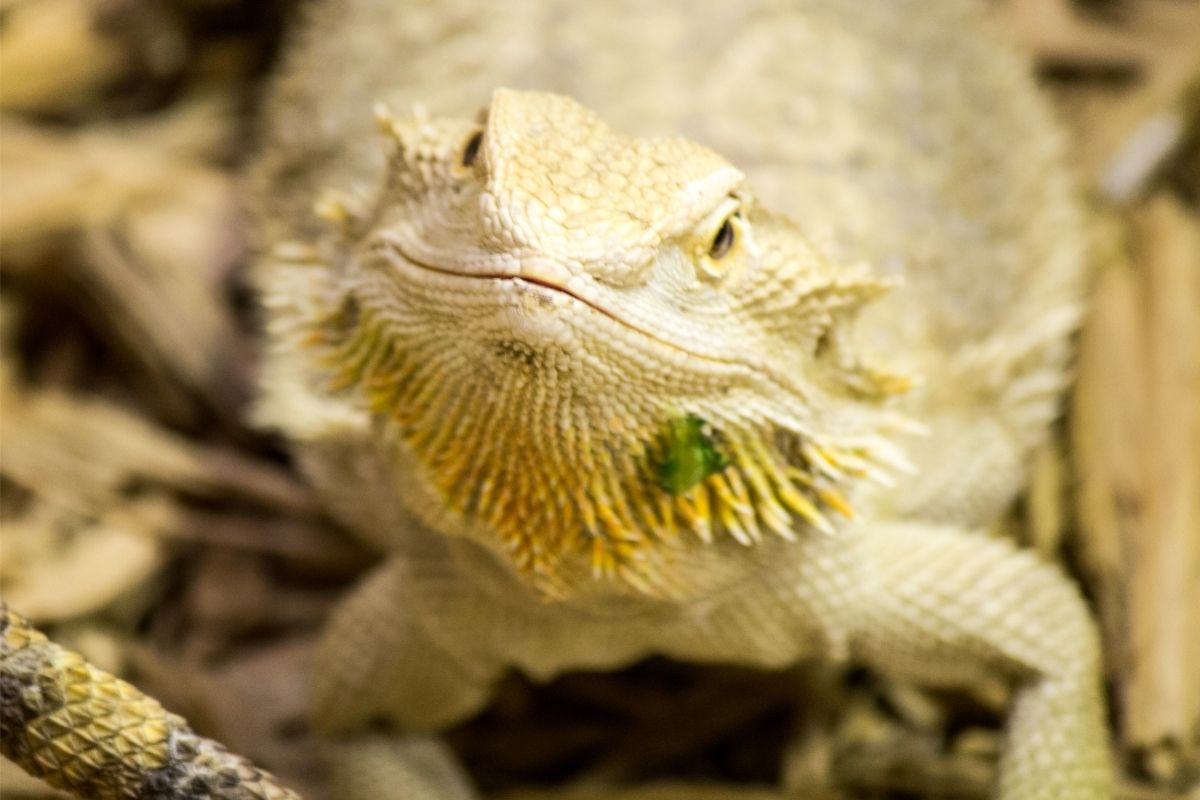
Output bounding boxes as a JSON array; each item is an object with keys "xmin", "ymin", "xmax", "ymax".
[{"xmin": 305, "ymin": 298, "xmax": 905, "ymax": 599}]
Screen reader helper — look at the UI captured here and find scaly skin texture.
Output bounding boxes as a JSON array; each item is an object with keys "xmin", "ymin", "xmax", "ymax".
[
  {"xmin": 0, "ymin": 1, "xmax": 1108, "ymax": 800},
  {"xmin": 1, "ymin": 1, "xmax": 1107, "ymax": 798},
  {"xmin": 247, "ymin": 0, "xmax": 1110, "ymax": 798},
  {"xmin": 0, "ymin": 3, "xmax": 1108, "ymax": 796},
  {"xmin": 0, "ymin": 602, "xmax": 300, "ymax": 800}
]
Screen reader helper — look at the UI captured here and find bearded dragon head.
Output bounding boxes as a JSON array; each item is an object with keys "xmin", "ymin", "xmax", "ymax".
[{"xmin": 289, "ymin": 89, "xmax": 912, "ymax": 596}]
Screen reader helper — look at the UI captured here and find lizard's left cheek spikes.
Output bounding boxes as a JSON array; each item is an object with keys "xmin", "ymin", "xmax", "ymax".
[{"xmin": 638, "ymin": 414, "xmax": 900, "ymax": 559}]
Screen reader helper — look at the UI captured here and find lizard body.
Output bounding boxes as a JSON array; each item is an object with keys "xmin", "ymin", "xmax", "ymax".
[{"xmin": 248, "ymin": 1, "xmax": 1108, "ymax": 798}]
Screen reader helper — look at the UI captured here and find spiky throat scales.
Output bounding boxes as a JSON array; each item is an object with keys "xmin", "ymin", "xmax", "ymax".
[{"xmin": 280, "ymin": 90, "xmax": 912, "ymax": 597}]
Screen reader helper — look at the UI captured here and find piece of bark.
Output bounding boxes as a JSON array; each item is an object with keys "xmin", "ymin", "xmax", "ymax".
[
  {"xmin": 0, "ymin": 0, "xmax": 131, "ymax": 113},
  {"xmin": 994, "ymin": 0, "xmax": 1148, "ymax": 74},
  {"xmin": 0, "ymin": 374, "xmax": 317, "ymax": 516},
  {"xmin": 1126, "ymin": 197, "xmax": 1200, "ymax": 762},
  {"xmin": 0, "ymin": 495, "xmax": 171, "ymax": 622},
  {"xmin": 0, "ymin": 97, "xmax": 253, "ymax": 425},
  {"xmin": 1026, "ymin": 436, "xmax": 1067, "ymax": 560},
  {"xmin": 1071, "ymin": 240, "xmax": 1145, "ymax": 694},
  {"xmin": 1051, "ymin": 2, "xmax": 1200, "ymax": 193}
]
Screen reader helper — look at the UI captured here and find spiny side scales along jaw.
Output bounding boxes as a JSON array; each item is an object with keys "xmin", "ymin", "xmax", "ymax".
[{"xmin": 293, "ymin": 89, "xmax": 912, "ymax": 596}]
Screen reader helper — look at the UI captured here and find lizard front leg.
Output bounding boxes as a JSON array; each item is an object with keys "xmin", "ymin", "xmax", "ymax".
[
  {"xmin": 326, "ymin": 733, "xmax": 477, "ymax": 800},
  {"xmin": 851, "ymin": 522, "xmax": 1111, "ymax": 799},
  {"xmin": 313, "ymin": 555, "xmax": 499, "ymax": 800}
]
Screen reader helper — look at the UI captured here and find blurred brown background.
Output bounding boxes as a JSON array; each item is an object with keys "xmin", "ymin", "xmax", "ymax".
[{"xmin": 0, "ymin": 1, "xmax": 1197, "ymax": 798}]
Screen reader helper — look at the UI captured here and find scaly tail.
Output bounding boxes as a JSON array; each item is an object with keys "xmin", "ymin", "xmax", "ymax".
[{"xmin": 0, "ymin": 601, "xmax": 301, "ymax": 800}]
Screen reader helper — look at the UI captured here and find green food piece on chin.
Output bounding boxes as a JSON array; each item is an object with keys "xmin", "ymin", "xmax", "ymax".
[{"xmin": 652, "ymin": 413, "xmax": 730, "ymax": 496}]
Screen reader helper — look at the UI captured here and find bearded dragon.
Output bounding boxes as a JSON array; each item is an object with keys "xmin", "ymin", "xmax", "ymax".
[{"xmin": 2, "ymin": 0, "xmax": 1111, "ymax": 798}]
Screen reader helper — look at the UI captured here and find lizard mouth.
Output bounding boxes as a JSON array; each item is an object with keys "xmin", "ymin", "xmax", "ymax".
[
  {"xmin": 315, "ymin": 235, "xmax": 911, "ymax": 596},
  {"xmin": 376, "ymin": 234, "xmax": 737, "ymax": 366}
]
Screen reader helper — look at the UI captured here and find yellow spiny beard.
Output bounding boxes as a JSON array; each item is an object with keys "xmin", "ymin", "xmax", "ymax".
[{"xmin": 310, "ymin": 302, "xmax": 874, "ymax": 597}]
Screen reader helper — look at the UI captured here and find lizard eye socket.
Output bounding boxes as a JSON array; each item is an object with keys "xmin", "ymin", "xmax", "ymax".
[
  {"xmin": 709, "ymin": 217, "xmax": 736, "ymax": 259},
  {"xmin": 461, "ymin": 130, "xmax": 484, "ymax": 168},
  {"xmin": 695, "ymin": 194, "xmax": 748, "ymax": 279}
]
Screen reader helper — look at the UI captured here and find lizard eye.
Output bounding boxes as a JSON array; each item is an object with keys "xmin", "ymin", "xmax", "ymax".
[
  {"xmin": 709, "ymin": 217, "xmax": 736, "ymax": 259},
  {"xmin": 461, "ymin": 130, "xmax": 484, "ymax": 168},
  {"xmin": 695, "ymin": 193, "xmax": 749, "ymax": 280}
]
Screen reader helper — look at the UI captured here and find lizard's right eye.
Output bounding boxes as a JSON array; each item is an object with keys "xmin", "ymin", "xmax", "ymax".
[{"xmin": 461, "ymin": 130, "xmax": 484, "ymax": 168}]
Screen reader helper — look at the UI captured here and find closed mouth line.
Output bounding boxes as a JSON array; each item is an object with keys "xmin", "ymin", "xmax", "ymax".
[{"xmin": 380, "ymin": 239, "xmax": 736, "ymax": 366}]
